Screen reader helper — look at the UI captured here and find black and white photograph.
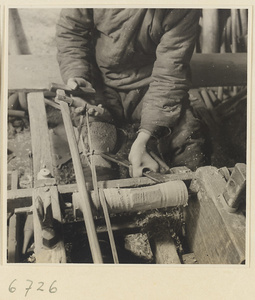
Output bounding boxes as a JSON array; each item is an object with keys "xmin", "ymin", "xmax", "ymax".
[{"xmin": 6, "ymin": 7, "xmax": 249, "ymax": 266}]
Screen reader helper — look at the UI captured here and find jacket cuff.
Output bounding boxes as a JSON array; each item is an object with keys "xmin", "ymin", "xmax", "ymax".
[
  {"xmin": 62, "ymin": 70, "xmax": 90, "ymax": 84},
  {"xmin": 138, "ymin": 125, "xmax": 171, "ymax": 139}
]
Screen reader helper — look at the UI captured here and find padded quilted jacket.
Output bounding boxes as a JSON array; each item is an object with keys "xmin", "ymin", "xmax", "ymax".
[{"xmin": 56, "ymin": 9, "xmax": 200, "ymax": 135}]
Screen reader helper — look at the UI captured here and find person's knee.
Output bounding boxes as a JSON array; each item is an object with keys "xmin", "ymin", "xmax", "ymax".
[{"xmin": 160, "ymin": 107, "xmax": 211, "ymax": 170}]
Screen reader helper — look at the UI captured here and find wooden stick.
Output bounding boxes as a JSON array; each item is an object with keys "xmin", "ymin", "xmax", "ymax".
[
  {"xmin": 44, "ymin": 98, "xmax": 60, "ymax": 110},
  {"xmin": 60, "ymin": 101, "xmax": 103, "ymax": 263},
  {"xmin": 99, "ymin": 189, "xmax": 119, "ymax": 263},
  {"xmin": 149, "ymin": 151, "xmax": 170, "ymax": 173},
  {"xmin": 8, "ymin": 109, "xmax": 26, "ymax": 118},
  {"xmin": 86, "ymin": 114, "xmax": 118, "ymax": 262}
]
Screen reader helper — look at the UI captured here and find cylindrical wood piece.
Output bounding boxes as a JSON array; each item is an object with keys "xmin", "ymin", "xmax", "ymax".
[
  {"xmin": 8, "ymin": 109, "xmax": 26, "ymax": 118},
  {"xmin": 18, "ymin": 92, "xmax": 28, "ymax": 110},
  {"xmin": 200, "ymin": 89, "xmax": 214, "ymax": 110},
  {"xmin": 91, "ymin": 180, "xmax": 188, "ymax": 214}
]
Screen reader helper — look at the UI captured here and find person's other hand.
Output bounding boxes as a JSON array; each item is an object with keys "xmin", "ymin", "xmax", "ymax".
[
  {"xmin": 67, "ymin": 77, "xmax": 93, "ymax": 90},
  {"xmin": 128, "ymin": 131, "xmax": 159, "ymax": 177}
]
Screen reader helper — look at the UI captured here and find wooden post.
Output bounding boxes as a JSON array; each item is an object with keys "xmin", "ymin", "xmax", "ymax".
[
  {"xmin": 8, "ymin": 214, "xmax": 22, "ymax": 263},
  {"xmin": 202, "ymin": 9, "xmax": 220, "ymax": 53},
  {"xmin": 32, "ymin": 186, "xmax": 66, "ymax": 263},
  {"xmin": 27, "ymin": 92, "xmax": 66, "ymax": 263}
]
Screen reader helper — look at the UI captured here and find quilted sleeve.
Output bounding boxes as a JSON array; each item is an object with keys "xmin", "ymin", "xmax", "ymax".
[
  {"xmin": 140, "ymin": 9, "xmax": 200, "ymax": 137},
  {"xmin": 56, "ymin": 8, "xmax": 94, "ymax": 83}
]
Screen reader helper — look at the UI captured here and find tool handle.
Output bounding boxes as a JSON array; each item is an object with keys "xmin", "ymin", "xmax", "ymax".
[
  {"xmin": 55, "ymin": 89, "xmax": 104, "ymax": 115},
  {"xmin": 50, "ymin": 82, "xmax": 95, "ymax": 96}
]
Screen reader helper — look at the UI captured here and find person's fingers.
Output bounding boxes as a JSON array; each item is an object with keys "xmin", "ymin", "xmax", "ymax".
[
  {"xmin": 130, "ymin": 165, "xmax": 144, "ymax": 178},
  {"xmin": 128, "ymin": 154, "xmax": 143, "ymax": 177},
  {"xmin": 131, "ymin": 155, "xmax": 159, "ymax": 178},
  {"xmin": 129, "ymin": 165, "xmax": 133, "ymax": 177},
  {"xmin": 147, "ymin": 157, "xmax": 159, "ymax": 173},
  {"xmin": 87, "ymin": 107, "xmax": 96, "ymax": 115},
  {"xmin": 67, "ymin": 78, "xmax": 78, "ymax": 90},
  {"xmin": 74, "ymin": 78, "xmax": 93, "ymax": 89},
  {"xmin": 67, "ymin": 77, "xmax": 92, "ymax": 90}
]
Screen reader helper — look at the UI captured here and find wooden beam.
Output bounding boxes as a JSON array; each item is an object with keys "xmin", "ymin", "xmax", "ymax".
[
  {"xmin": 149, "ymin": 230, "xmax": 181, "ymax": 264},
  {"xmin": 191, "ymin": 53, "xmax": 247, "ymax": 88},
  {"xmin": 8, "ymin": 54, "xmax": 247, "ymax": 92}
]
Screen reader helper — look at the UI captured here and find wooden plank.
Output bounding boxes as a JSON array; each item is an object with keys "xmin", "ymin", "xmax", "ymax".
[
  {"xmin": 184, "ymin": 197, "xmax": 212, "ymax": 264},
  {"xmin": 186, "ymin": 166, "xmax": 245, "ymax": 264},
  {"xmin": 27, "ymin": 92, "xmax": 66, "ymax": 263},
  {"xmin": 8, "ymin": 214, "xmax": 21, "ymax": 263},
  {"xmin": 150, "ymin": 230, "xmax": 181, "ymax": 264},
  {"xmin": 196, "ymin": 167, "xmax": 246, "ymax": 262},
  {"xmin": 9, "ymin": 54, "xmax": 247, "ymax": 91},
  {"xmin": 27, "ymin": 92, "xmax": 54, "ymax": 183}
]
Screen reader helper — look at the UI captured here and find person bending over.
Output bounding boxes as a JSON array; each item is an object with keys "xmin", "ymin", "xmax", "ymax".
[{"xmin": 56, "ymin": 8, "xmax": 209, "ymax": 177}]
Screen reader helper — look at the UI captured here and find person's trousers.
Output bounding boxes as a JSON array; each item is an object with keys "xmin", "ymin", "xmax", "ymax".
[{"xmin": 96, "ymin": 86, "xmax": 211, "ymax": 171}]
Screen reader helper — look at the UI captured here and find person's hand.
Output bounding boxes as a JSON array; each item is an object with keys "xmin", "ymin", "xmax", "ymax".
[
  {"xmin": 128, "ymin": 131, "xmax": 159, "ymax": 177},
  {"xmin": 68, "ymin": 77, "xmax": 114, "ymax": 123},
  {"xmin": 67, "ymin": 77, "xmax": 93, "ymax": 91}
]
